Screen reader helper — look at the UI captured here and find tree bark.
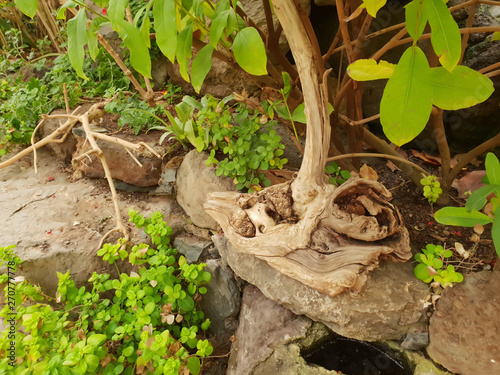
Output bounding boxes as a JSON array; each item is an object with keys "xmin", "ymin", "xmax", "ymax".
[{"xmin": 205, "ymin": 0, "xmax": 411, "ymax": 297}]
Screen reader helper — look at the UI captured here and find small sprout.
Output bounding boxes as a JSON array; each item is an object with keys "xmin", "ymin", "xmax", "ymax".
[
  {"xmin": 473, "ymin": 223, "xmax": 484, "ymax": 235},
  {"xmin": 454, "ymin": 242, "xmax": 470, "ymax": 259},
  {"xmin": 420, "ymin": 174, "xmax": 442, "ymax": 206},
  {"xmin": 430, "ymin": 281, "xmax": 441, "ymax": 288},
  {"xmin": 427, "ymin": 266, "xmax": 438, "ymax": 276},
  {"xmin": 470, "ymin": 233, "xmax": 480, "ymax": 243}
]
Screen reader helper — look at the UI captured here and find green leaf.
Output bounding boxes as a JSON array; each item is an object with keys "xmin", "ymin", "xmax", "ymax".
[
  {"xmin": 108, "ymin": 0, "xmax": 128, "ymax": 31},
  {"xmin": 178, "ymin": 295, "xmax": 195, "ymax": 312},
  {"xmin": 465, "ymin": 185, "xmax": 500, "ymax": 212},
  {"xmin": 209, "ymin": 10, "xmax": 230, "ymax": 48},
  {"xmin": 434, "ymin": 207, "xmax": 493, "ymax": 227},
  {"xmin": 431, "ymin": 66, "xmax": 494, "ymax": 110},
  {"xmin": 380, "ymin": 46, "xmax": 432, "ymax": 146},
  {"xmin": 154, "ymin": 0, "xmax": 177, "ymax": 63},
  {"xmin": 144, "ymin": 301, "xmax": 155, "ymax": 315},
  {"xmin": 405, "ymin": 0, "xmax": 427, "ymax": 41},
  {"xmin": 493, "ymin": 209, "xmax": 500, "ymax": 259},
  {"xmin": 422, "ymin": 0, "xmax": 461, "ymax": 71},
  {"xmin": 282, "ymin": 72, "xmax": 291, "ymax": 99},
  {"xmin": 140, "ymin": 12, "xmax": 151, "ymax": 48},
  {"xmin": 486, "ymin": 153, "xmax": 500, "ymax": 185},
  {"xmin": 88, "ymin": 17, "xmax": 109, "ymax": 60},
  {"xmin": 92, "ymin": 0, "xmax": 109, "ymax": 7},
  {"xmin": 67, "ymin": 9, "xmax": 89, "ymax": 80},
  {"xmin": 85, "ymin": 354, "xmax": 100, "ymax": 372},
  {"xmin": 57, "ymin": 0, "xmax": 77, "ymax": 20},
  {"xmin": 492, "ymin": 32, "xmax": 500, "ymax": 41},
  {"xmin": 191, "ymin": 44, "xmax": 214, "ymax": 93},
  {"xmin": 414, "ymin": 263, "xmax": 432, "ymax": 282},
  {"xmin": 122, "ymin": 345, "xmax": 135, "ymax": 357},
  {"xmin": 186, "ymin": 356, "xmax": 201, "ymax": 375},
  {"xmin": 118, "ymin": 20, "xmax": 152, "ymax": 78},
  {"xmin": 14, "ymin": 0, "xmax": 38, "ymax": 18},
  {"xmin": 347, "ymin": 59, "xmax": 396, "ymax": 81},
  {"xmin": 291, "ymin": 103, "xmax": 306, "ymax": 123},
  {"xmin": 362, "ymin": 0, "xmax": 387, "ymax": 18},
  {"xmin": 87, "ymin": 333, "xmax": 107, "ymax": 347},
  {"xmin": 233, "ymin": 27, "xmax": 268, "ymax": 76},
  {"xmin": 177, "ymin": 24, "xmax": 194, "ymax": 83}
]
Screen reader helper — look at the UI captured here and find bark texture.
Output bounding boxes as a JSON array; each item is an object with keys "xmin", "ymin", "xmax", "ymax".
[{"xmin": 205, "ymin": 0, "xmax": 411, "ymax": 296}]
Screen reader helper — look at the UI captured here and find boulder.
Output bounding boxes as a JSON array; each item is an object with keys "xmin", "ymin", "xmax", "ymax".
[
  {"xmin": 227, "ymin": 285, "xmax": 337, "ymax": 375},
  {"xmin": 199, "ymin": 259, "xmax": 241, "ymax": 350},
  {"xmin": 213, "ymin": 235, "xmax": 428, "ymax": 342},
  {"xmin": 72, "ymin": 130, "xmax": 164, "ymax": 187},
  {"xmin": 173, "ymin": 233, "xmax": 212, "ymax": 263},
  {"xmin": 176, "ymin": 150, "xmax": 236, "ymax": 230},
  {"xmin": 427, "ymin": 270, "xmax": 500, "ymax": 375}
]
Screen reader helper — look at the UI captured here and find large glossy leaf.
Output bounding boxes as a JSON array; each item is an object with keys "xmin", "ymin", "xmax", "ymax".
[
  {"xmin": 91, "ymin": 0, "xmax": 109, "ymax": 7},
  {"xmin": 87, "ymin": 17, "xmax": 109, "ymax": 60},
  {"xmin": 431, "ymin": 66, "xmax": 494, "ymax": 110},
  {"xmin": 422, "ymin": 0, "xmax": 461, "ymax": 71},
  {"xmin": 209, "ymin": 10, "xmax": 230, "ymax": 48},
  {"xmin": 380, "ymin": 46, "xmax": 432, "ymax": 146},
  {"xmin": 362, "ymin": 0, "xmax": 387, "ymax": 17},
  {"xmin": 347, "ymin": 59, "xmax": 396, "ymax": 81},
  {"xmin": 405, "ymin": 0, "xmax": 426, "ymax": 40},
  {"xmin": 176, "ymin": 24, "xmax": 193, "ymax": 83},
  {"xmin": 140, "ymin": 12, "xmax": 151, "ymax": 48},
  {"xmin": 465, "ymin": 185, "xmax": 500, "ymax": 211},
  {"xmin": 434, "ymin": 207, "xmax": 493, "ymax": 227},
  {"xmin": 233, "ymin": 27, "xmax": 268, "ymax": 76},
  {"xmin": 57, "ymin": 1, "xmax": 77, "ymax": 19},
  {"xmin": 153, "ymin": 0, "xmax": 177, "ymax": 63},
  {"xmin": 14, "ymin": 0, "xmax": 38, "ymax": 18},
  {"xmin": 191, "ymin": 44, "xmax": 214, "ymax": 93},
  {"xmin": 118, "ymin": 20, "xmax": 151, "ymax": 78},
  {"xmin": 67, "ymin": 9, "xmax": 88, "ymax": 80},
  {"xmin": 486, "ymin": 153, "xmax": 500, "ymax": 185},
  {"xmin": 108, "ymin": 0, "xmax": 128, "ymax": 31}
]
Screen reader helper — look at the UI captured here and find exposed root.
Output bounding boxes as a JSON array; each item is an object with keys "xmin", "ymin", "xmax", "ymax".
[
  {"xmin": 205, "ymin": 174, "xmax": 411, "ymax": 297},
  {"xmin": 1, "ymin": 101, "xmax": 162, "ymax": 249}
]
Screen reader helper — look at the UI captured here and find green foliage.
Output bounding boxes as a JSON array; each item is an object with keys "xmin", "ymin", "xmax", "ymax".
[
  {"xmin": 414, "ymin": 244, "xmax": 463, "ymax": 288},
  {"xmin": 347, "ymin": 0, "xmax": 494, "ymax": 147},
  {"xmin": 325, "ymin": 162, "xmax": 351, "ymax": 186},
  {"xmin": 104, "ymin": 93, "xmax": 161, "ymax": 135},
  {"xmin": 163, "ymin": 81, "xmax": 184, "ymax": 105},
  {"xmin": 166, "ymin": 94, "xmax": 288, "ymax": 191},
  {"xmin": 435, "ymin": 152, "xmax": 500, "ymax": 258},
  {"xmin": 0, "ymin": 211, "xmax": 213, "ymax": 374},
  {"xmin": 420, "ymin": 174, "xmax": 442, "ymax": 205}
]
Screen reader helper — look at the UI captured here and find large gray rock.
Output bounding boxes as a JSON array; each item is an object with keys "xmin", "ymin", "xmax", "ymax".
[
  {"xmin": 199, "ymin": 259, "xmax": 241, "ymax": 349},
  {"xmin": 173, "ymin": 233, "xmax": 212, "ymax": 263},
  {"xmin": 176, "ymin": 150, "xmax": 236, "ymax": 230},
  {"xmin": 227, "ymin": 285, "xmax": 337, "ymax": 375},
  {"xmin": 214, "ymin": 235, "xmax": 428, "ymax": 342},
  {"xmin": 428, "ymin": 270, "xmax": 500, "ymax": 375}
]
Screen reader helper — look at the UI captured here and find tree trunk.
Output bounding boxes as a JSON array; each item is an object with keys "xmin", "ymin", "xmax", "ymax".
[{"xmin": 205, "ymin": 0, "xmax": 411, "ymax": 297}]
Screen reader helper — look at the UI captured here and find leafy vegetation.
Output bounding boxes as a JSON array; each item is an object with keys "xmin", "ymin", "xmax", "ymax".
[
  {"xmin": 325, "ymin": 161, "xmax": 351, "ymax": 186},
  {"xmin": 435, "ymin": 152, "xmax": 500, "ymax": 258},
  {"xmin": 414, "ymin": 244, "xmax": 464, "ymax": 288},
  {"xmin": 420, "ymin": 174, "xmax": 442, "ymax": 206},
  {"xmin": 0, "ymin": 211, "xmax": 213, "ymax": 374}
]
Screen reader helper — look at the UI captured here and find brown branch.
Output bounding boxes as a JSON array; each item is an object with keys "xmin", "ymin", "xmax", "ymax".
[
  {"xmin": 335, "ymin": 0, "xmax": 355, "ymax": 63},
  {"xmin": 459, "ymin": 0, "xmax": 478, "ymax": 65},
  {"xmin": 479, "ymin": 61, "xmax": 500, "ymax": 74},
  {"xmin": 485, "ymin": 70, "xmax": 500, "ymax": 78},
  {"xmin": 339, "ymin": 113, "xmax": 380, "ymax": 126},
  {"xmin": 96, "ymin": 34, "xmax": 150, "ymax": 101},
  {"xmin": 430, "ymin": 108, "xmax": 451, "ymax": 191}
]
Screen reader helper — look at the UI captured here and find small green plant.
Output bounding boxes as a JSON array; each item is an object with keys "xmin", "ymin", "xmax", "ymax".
[
  {"xmin": 0, "ymin": 211, "xmax": 213, "ymax": 374},
  {"xmin": 435, "ymin": 152, "xmax": 500, "ymax": 258},
  {"xmin": 325, "ymin": 161, "xmax": 351, "ymax": 185},
  {"xmin": 163, "ymin": 81, "xmax": 184, "ymax": 104},
  {"xmin": 414, "ymin": 244, "xmax": 464, "ymax": 288},
  {"xmin": 420, "ymin": 174, "xmax": 442, "ymax": 206},
  {"xmin": 162, "ymin": 94, "xmax": 288, "ymax": 192}
]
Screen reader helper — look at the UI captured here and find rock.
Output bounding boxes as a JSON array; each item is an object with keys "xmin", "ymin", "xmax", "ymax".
[
  {"xmin": 151, "ymin": 55, "xmax": 169, "ymax": 89},
  {"xmin": 427, "ymin": 270, "xmax": 500, "ymax": 375},
  {"xmin": 173, "ymin": 233, "xmax": 212, "ymax": 263},
  {"xmin": 155, "ymin": 168, "xmax": 178, "ymax": 195},
  {"xmin": 199, "ymin": 259, "xmax": 241, "ymax": 350},
  {"xmin": 167, "ymin": 58, "xmax": 261, "ymax": 98},
  {"xmin": 227, "ymin": 284, "xmax": 325, "ymax": 375},
  {"xmin": 213, "ymin": 235, "xmax": 428, "ymax": 342},
  {"xmin": 176, "ymin": 150, "xmax": 236, "ymax": 230},
  {"xmin": 400, "ymin": 323, "xmax": 429, "ymax": 351},
  {"xmin": 72, "ymin": 131, "xmax": 164, "ymax": 187},
  {"xmin": 114, "ymin": 180, "xmax": 155, "ymax": 193},
  {"xmin": 40, "ymin": 106, "xmax": 90, "ymax": 163}
]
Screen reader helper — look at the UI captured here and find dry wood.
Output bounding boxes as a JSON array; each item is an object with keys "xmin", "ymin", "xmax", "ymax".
[{"xmin": 205, "ymin": 0, "xmax": 411, "ymax": 297}]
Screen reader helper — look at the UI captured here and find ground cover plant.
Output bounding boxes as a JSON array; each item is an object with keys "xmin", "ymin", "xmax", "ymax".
[{"xmin": 0, "ymin": 210, "xmax": 213, "ymax": 374}]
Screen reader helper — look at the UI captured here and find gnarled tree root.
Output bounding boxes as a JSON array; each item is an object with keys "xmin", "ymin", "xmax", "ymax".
[{"xmin": 205, "ymin": 175, "xmax": 411, "ymax": 297}]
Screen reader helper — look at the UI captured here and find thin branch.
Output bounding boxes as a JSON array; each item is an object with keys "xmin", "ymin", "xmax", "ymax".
[
  {"xmin": 339, "ymin": 113, "xmax": 380, "ymax": 126},
  {"xmin": 326, "ymin": 152, "xmax": 429, "ymax": 176},
  {"xmin": 459, "ymin": 0, "xmax": 478, "ymax": 65},
  {"xmin": 430, "ymin": 107, "xmax": 451, "ymax": 189},
  {"xmin": 479, "ymin": 61, "xmax": 500, "ymax": 74},
  {"xmin": 335, "ymin": 0, "xmax": 355, "ymax": 63}
]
